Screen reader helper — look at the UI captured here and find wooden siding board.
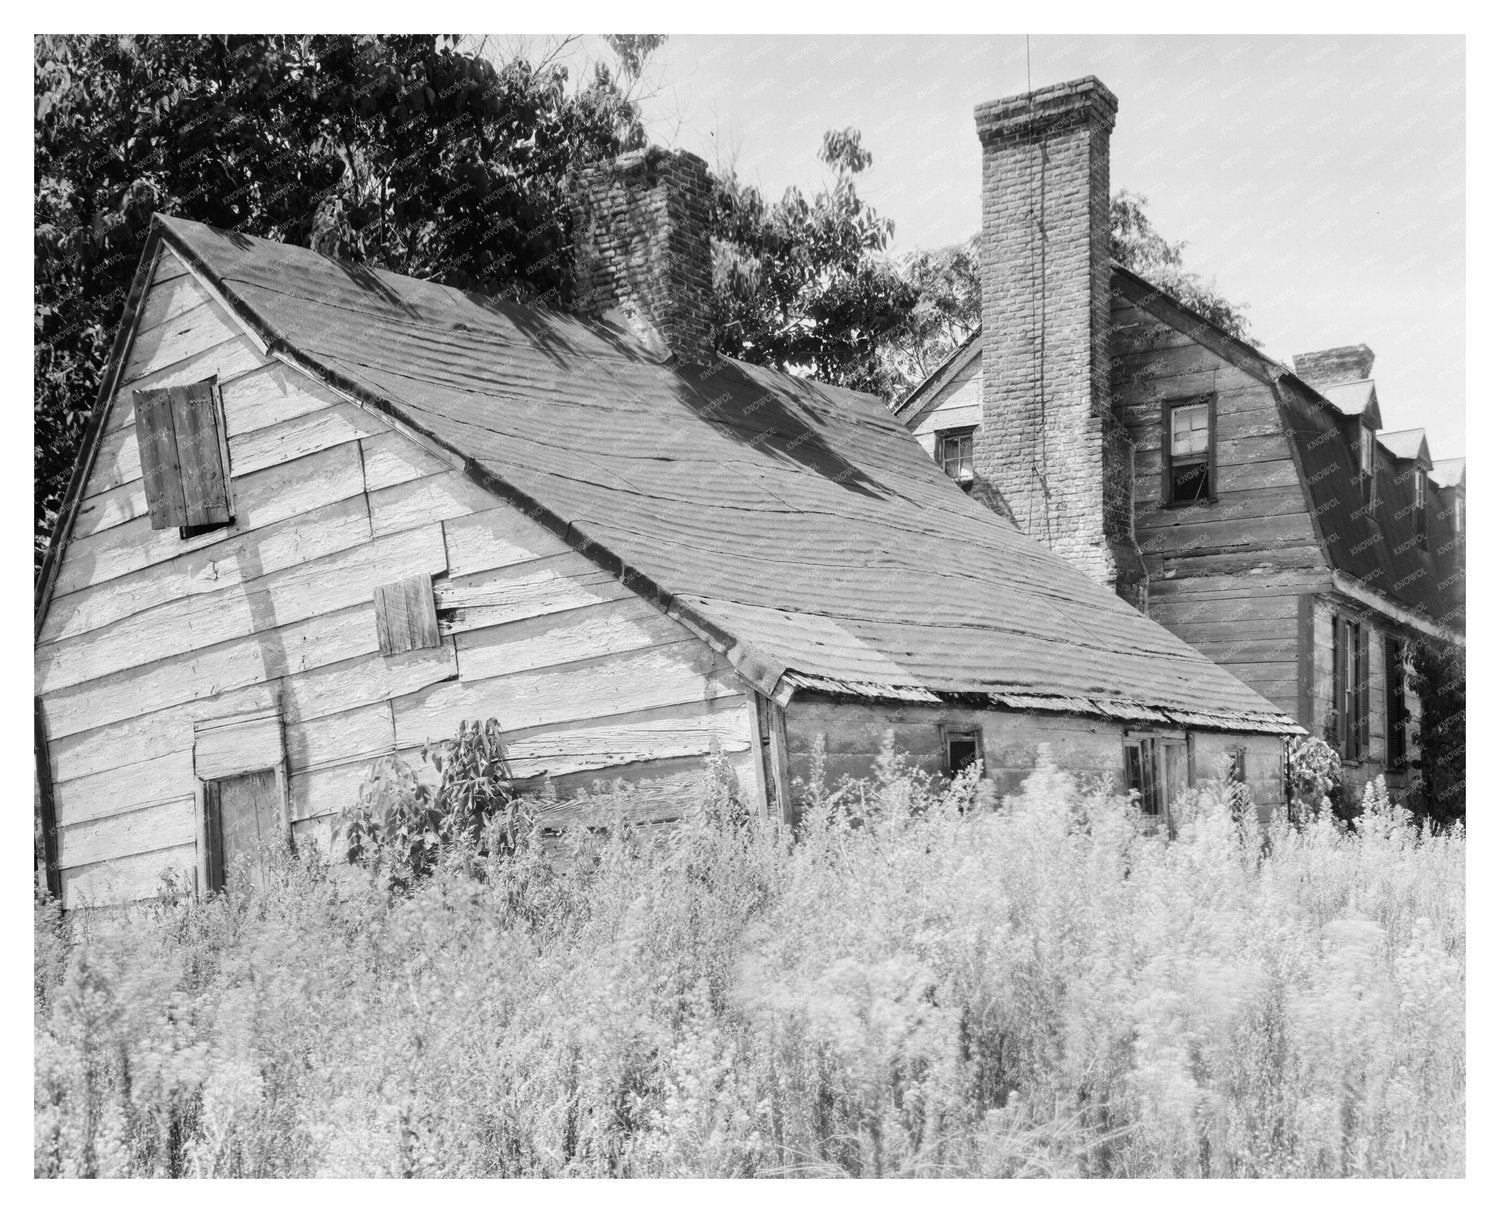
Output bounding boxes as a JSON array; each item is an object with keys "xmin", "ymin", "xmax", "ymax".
[
  {"xmin": 61, "ymin": 842, "xmax": 197, "ymax": 908},
  {"xmin": 55, "ymin": 438, "xmax": 369, "ymax": 595},
  {"xmin": 41, "ymin": 492, "xmax": 373, "ymax": 646},
  {"xmin": 40, "ymin": 601, "xmax": 377, "ymax": 740},
  {"xmin": 36, "ymin": 523, "xmax": 446, "ymax": 695},
  {"xmin": 392, "ymin": 639, "xmax": 743, "ymax": 749}
]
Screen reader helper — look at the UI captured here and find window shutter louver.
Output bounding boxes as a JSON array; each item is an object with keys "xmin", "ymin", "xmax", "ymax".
[
  {"xmin": 135, "ymin": 381, "xmax": 232, "ymax": 531},
  {"xmin": 374, "ymin": 573, "xmax": 441, "ymax": 656}
]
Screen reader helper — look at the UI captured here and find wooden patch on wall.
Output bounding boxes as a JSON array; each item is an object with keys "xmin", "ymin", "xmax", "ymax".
[{"xmin": 374, "ymin": 573, "xmax": 441, "ymax": 656}]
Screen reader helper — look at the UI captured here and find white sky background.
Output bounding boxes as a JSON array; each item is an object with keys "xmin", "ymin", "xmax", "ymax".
[{"xmin": 498, "ymin": 33, "xmax": 1464, "ymax": 460}]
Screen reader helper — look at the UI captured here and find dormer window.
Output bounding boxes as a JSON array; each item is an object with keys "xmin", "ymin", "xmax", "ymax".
[
  {"xmin": 1162, "ymin": 396, "xmax": 1215, "ymax": 505},
  {"xmin": 1358, "ymin": 426, "xmax": 1376, "ymax": 506},
  {"xmin": 937, "ymin": 427, "xmax": 976, "ymax": 490},
  {"xmin": 1414, "ymin": 471, "xmax": 1426, "ymax": 512}
]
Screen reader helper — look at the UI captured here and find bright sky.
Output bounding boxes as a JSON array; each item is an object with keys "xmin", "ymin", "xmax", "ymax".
[{"xmin": 523, "ymin": 33, "xmax": 1464, "ymax": 460}]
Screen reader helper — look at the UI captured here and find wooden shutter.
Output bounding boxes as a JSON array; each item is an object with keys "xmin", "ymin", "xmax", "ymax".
[
  {"xmin": 1357, "ymin": 623, "xmax": 1370, "ymax": 759},
  {"xmin": 135, "ymin": 381, "xmax": 232, "ymax": 530},
  {"xmin": 374, "ymin": 573, "xmax": 441, "ymax": 655},
  {"xmin": 1159, "ymin": 738, "xmax": 1189, "ymax": 836},
  {"xmin": 1338, "ymin": 614, "xmax": 1350, "ymax": 755}
]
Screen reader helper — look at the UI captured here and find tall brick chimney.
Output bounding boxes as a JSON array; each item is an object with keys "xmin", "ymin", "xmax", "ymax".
[
  {"xmin": 572, "ymin": 147, "xmax": 715, "ymax": 366},
  {"xmin": 974, "ymin": 77, "xmax": 1145, "ymax": 604}
]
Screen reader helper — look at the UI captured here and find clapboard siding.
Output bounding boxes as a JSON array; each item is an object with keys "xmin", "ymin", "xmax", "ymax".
[
  {"xmin": 909, "ymin": 360, "xmax": 981, "ymax": 457},
  {"xmin": 38, "ymin": 252, "xmax": 758, "ymax": 905}
]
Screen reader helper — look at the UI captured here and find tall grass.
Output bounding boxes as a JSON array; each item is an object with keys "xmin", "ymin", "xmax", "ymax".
[{"xmin": 34, "ymin": 747, "xmax": 1464, "ymax": 1177}]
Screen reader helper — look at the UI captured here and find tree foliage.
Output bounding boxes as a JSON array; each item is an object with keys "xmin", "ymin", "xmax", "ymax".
[
  {"xmin": 880, "ymin": 190, "xmax": 1256, "ymax": 405},
  {"xmin": 709, "ymin": 128, "xmax": 917, "ymax": 396},
  {"xmin": 34, "ymin": 33, "xmax": 650, "ymax": 568},
  {"xmin": 1109, "ymin": 190, "xmax": 1254, "ymax": 343}
]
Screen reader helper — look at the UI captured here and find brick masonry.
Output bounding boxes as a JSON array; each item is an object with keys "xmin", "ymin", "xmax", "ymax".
[
  {"xmin": 572, "ymin": 147, "xmax": 715, "ymax": 366},
  {"xmin": 974, "ymin": 77, "xmax": 1146, "ymax": 607},
  {"xmin": 1293, "ymin": 344, "xmax": 1375, "ymax": 386}
]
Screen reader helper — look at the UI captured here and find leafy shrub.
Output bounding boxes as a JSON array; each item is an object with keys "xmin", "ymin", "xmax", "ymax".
[
  {"xmin": 35, "ymin": 749, "xmax": 1463, "ymax": 1177},
  {"xmin": 335, "ymin": 718, "xmax": 534, "ymax": 890}
]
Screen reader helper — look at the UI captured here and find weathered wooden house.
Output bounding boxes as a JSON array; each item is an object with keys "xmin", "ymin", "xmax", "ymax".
[
  {"xmin": 899, "ymin": 76, "xmax": 1464, "ymax": 803},
  {"xmin": 35, "ymin": 145, "xmax": 1297, "ymax": 908}
]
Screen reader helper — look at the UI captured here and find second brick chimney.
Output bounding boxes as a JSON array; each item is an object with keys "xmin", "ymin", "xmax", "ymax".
[
  {"xmin": 974, "ymin": 76, "xmax": 1145, "ymax": 604},
  {"xmin": 572, "ymin": 147, "xmax": 716, "ymax": 367}
]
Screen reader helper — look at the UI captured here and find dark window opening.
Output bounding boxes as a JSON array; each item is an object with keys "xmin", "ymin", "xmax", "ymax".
[
  {"xmin": 936, "ymin": 427, "xmax": 976, "ymax": 490},
  {"xmin": 1162, "ymin": 397, "xmax": 1215, "ymax": 505},
  {"xmin": 1385, "ymin": 637, "xmax": 1409, "ymax": 769},
  {"xmin": 1124, "ymin": 735, "xmax": 1189, "ymax": 834},
  {"xmin": 944, "ymin": 728, "xmax": 981, "ymax": 778}
]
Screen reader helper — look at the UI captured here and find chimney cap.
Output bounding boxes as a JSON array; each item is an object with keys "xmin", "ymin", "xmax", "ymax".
[
  {"xmin": 975, "ymin": 75, "xmax": 1118, "ymax": 141},
  {"xmin": 1292, "ymin": 344, "xmax": 1375, "ymax": 385}
]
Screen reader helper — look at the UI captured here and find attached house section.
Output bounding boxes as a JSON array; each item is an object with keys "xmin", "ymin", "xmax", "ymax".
[{"xmin": 34, "ymin": 250, "xmax": 757, "ymax": 908}]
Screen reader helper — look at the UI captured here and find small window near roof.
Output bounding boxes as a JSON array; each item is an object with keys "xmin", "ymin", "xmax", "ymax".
[
  {"xmin": 937, "ymin": 427, "xmax": 975, "ymax": 489},
  {"xmin": 1358, "ymin": 426, "xmax": 1377, "ymax": 506},
  {"xmin": 1414, "ymin": 470, "xmax": 1426, "ymax": 511},
  {"xmin": 1162, "ymin": 397, "xmax": 1214, "ymax": 504},
  {"xmin": 1456, "ymin": 496, "xmax": 1465, "ymax": 537},
  {"xmin": 943, "ymin": 727, "xmax": 981, "ymax": 778}
]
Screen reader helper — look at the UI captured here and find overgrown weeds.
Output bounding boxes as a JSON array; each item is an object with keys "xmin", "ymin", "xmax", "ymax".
[{"xmin": 35, "ymin": 745, "xmax": 1464, "ymax": 1177}]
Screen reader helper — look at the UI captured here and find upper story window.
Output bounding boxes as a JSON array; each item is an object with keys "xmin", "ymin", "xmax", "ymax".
[
  {"xmin": 937, "ymin": 427, "xmax": 975, "ymax": 490},
  {"xmin": 1414, "ymin": 470, "xmax": 1426, "ymax": 512},
  {"xmin": 1358, "ymin": 426, "xmax": 1377, "ymax": 506},
  {"xmin": 135, "ymin": 379, "xmax": 234, "ymax": 536},
  {"xmin": 1455, "ymin": 495, "xmax": 1465, "ymax": 537},
  {"xmin": 1162, "ymin": 396, "xmax": 1214, "ymax": 505}
]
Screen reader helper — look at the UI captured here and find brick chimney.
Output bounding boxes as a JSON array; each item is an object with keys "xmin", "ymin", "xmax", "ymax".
[
  {"xmin": 974, "ymin": 76, "xmax": 1144, "ymax": 604},
  {"xmin": 1293, "ymin": 344, "xmax": 1375, "ymax": 385},
  {"xmin": 572, "ymin": 147, "xmax": 715, "ymax": 366}
]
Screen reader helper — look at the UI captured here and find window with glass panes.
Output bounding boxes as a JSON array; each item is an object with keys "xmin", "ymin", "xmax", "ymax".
[
  {"xmin": 937, "ymin": 427, "xmax": 975, "ymax": 487},
  {"xmin": 1162, "ymin": 397, "xmax": 1214, "ymax": 504},
  {"xmin": 1358, "ymin": 426, "xmax": 1376, "ymax": 506}
]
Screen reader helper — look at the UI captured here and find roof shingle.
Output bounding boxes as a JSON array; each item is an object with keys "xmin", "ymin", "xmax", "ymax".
[{"xmin": 153, "ymin": 215, "xmax": 1295, "ymax": 730}]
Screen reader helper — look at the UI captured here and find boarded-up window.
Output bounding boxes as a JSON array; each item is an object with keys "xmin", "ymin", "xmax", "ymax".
[
  {"xmin": 135, "ymin": 380, "xmax": 233, "ymax": 531},
  {"xmin": 204, "ymin": 768, "xmax": 283, "ymax": 893},
  {"xmin": 1162, "ymin": 395, "xmax": 1215, "ymax": 505},
  {"xmin": 374, "ymin": 573, "xmax": 441, "ymax": 656}
]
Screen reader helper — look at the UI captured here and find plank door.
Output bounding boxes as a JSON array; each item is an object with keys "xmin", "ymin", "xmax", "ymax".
[
  {"xmin": 204, "ymin": 768, "xmax": 282, "ymax": 893},
  {"xmin": 1158, "ymin": 739, "xmax": 1188, "ymax": 838}
]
